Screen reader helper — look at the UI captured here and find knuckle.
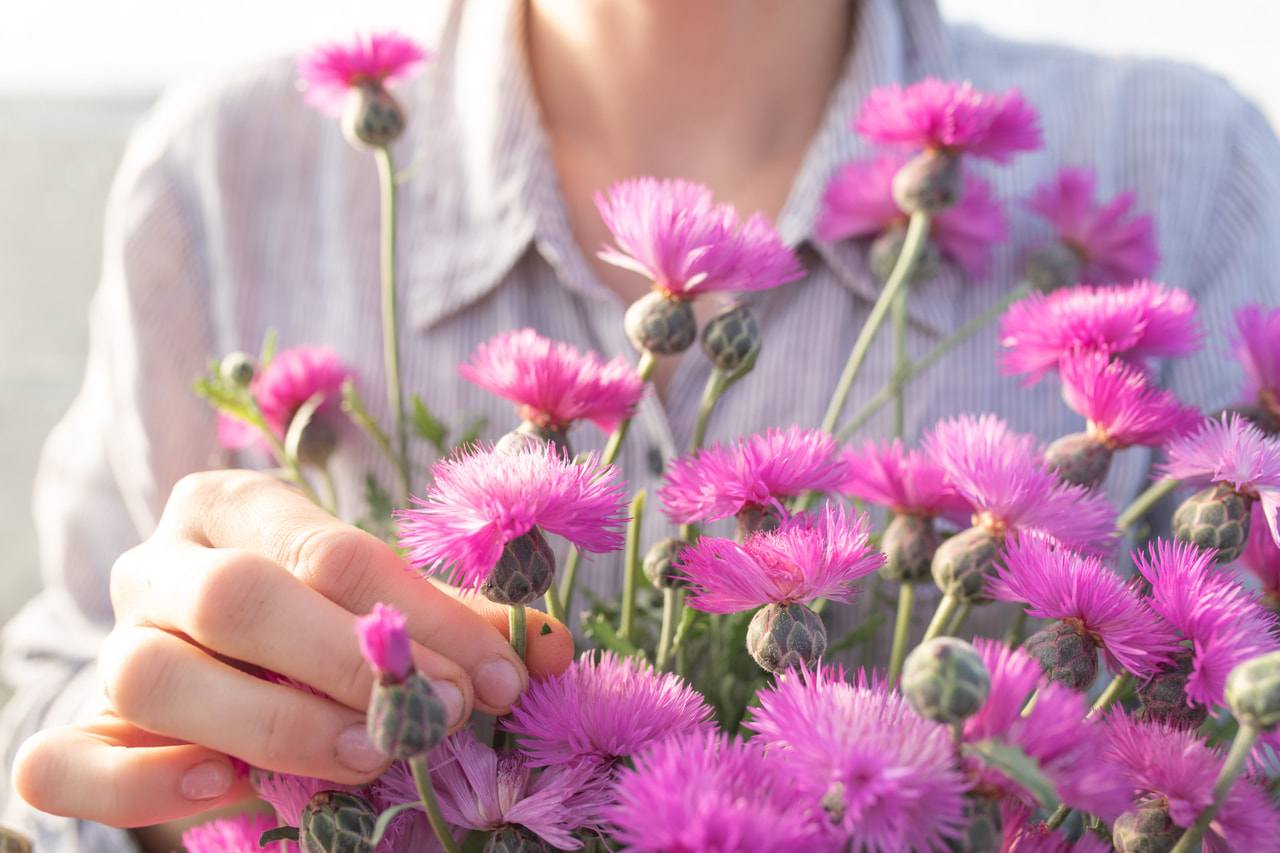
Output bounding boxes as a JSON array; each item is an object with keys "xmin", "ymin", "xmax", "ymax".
[
  {"xmin": 162, "ymin": 470, "xmax": 273, "ymax": 534},
  {"xmin": 282, "ymin": 526, "xmax": 375, "ymax": 602},
  {"xmin": 251, "ymin": 696, "xmax": 311, "ymax": 768},
  {"xmin": 185, "ymin": 550, "xmax": 271, "ymax": 643},
  {"xmin": 98, "ymin": 629, "xmax": 177, "ymax": 725}
]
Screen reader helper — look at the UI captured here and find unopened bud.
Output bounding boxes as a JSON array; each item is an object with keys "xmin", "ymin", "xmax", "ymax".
[
  {"xmin": 219, "ymin": 351, "xmax": 256, "ymax": 386},
  {"xmin": 299, "ymin": 791, "xmax": 378, "ymax": 853},
  {"xmin": 368, "ymin": 670, "xmax": 450, "ymax": 759},
  {"xmin": 1139, "ymin": 648, "xmax": 1209, "ymax": 730},
  {"xmin": 1172, "ymin": 482, "xmax": 1253, "ymax": 564},
  {"xmin": 945, "ymin": 797, "xmax": 1003, "ymax": 853},
  {"xmin": 879, "ymin": 513, "xmax": 940, "ymax": 584},
  {"xmin": 1225, "ymin": 650, "xmax": 1280, "ymax": 731},
  {"xmin": 902, "ymin": 637, "xmax": 991, "ymax": 724},
  {"xmin": 341, "ymin": 82, "xmax": 407, "ymax": 148},
  {"xmin": 1022, "ymin": 242, "xmax": 1083, "ymax": 293},
  {"xmin": 496, "ymin": 421, "xmax": 572, "ymax": 460},
  {"xmin": 735, "ymin": 503, "xmax": 785, "ymax": 542},
  {"xmin": 700, "ymin": 302, "xmax": 760, "ymax": 373},
  {"xmin": 869, "ymin": 227, "xmax": 942, "ymax": 285},
  {"xmin": 1111, "ymin": 802, "xmax": 1180, "ymax": 853},
  {"xmin": 746, "ymin": 602, "xmax": 827, "ymax": 673},
  {"xmin": 1023, "ymin": 620, "xmax": 1099, "ymax": 692},
  {"xmin": 482, "ymin": 526, "xmax": 556, "ymax": 606},
  {"xmin": 931, "ymin": 525, "xmax": 1004, "ymax": 604},
  {"xmin": 485, "ymin": 828, "xmax": 554, "ymax": 853},
  {"xmin": 295, "ymin": 418, "xmax": 339, "ymax": 468},
  {"xmin": 892, "ymin": 149, "xmax": 963, "ymax": 215},
  {"xmin": 1043, "ymin": 432, "xmax": 1112, "ymax": 490},
  {"xmin": 624, "ymin": 290, "xmax": 697, "ymax": 356},
  {"xmin": 643, "ymin": 537, "xmax": 690, "ymax": 590}
]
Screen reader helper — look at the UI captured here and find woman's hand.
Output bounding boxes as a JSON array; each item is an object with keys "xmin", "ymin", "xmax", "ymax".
[{"xmin": 12, "ymin": 470, "xmax": 574, "ymax": 828}]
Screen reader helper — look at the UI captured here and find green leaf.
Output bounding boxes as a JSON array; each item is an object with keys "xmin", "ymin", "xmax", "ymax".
[
  {"xmin": 581, "ymin": 612, "xmax": 644, "ymax": 660},
  {"xmin": 411, "ymin": 394, "xmax": 448, "ymax": 452},
  {"xmin": 540, "ymin": 622, "xmax": 553, "ymax": 636},
  {"xmin": 826, "ymin": 613, "xmax": 887, "ymax": 654},
  {"xmin": 370, "ymin": 802, "xmax": 419, "ymax": 847},
  {"xmin": 964, "ymin": 739, "xmax": 1060, "ymax": 809},
  {"xmin": 283, "ymin": 392, "xmax": 325, "ymax": 465},
  {"xmin": 460, "ymin": 830, "xmax": 490, "ymax": 853},
  {"xmin": 452, "ymin": 414, "xmax": 489, "ymax": 453},
  {"xmin": 258, "ymin": 328, "xmax": 278, "ymax": 371},
  {"xmin": 365, "ymin": 474, "xmax": 394, "ymax": 524},
  {"xmin": 259, "ymin": 827, "xmax": 299, "ymax": 847}
]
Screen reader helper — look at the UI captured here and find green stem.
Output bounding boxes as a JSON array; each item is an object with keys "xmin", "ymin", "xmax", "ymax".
[
  {"xmin": 946, "ymin": 600, "xmax": 972, "ymax": 637},
  {"xmin": 820, "ymin": 210, "xmax": 930, "ymax": 435},
  {"xmin": 836, "ymin": 282, "xmax": 1032, "ymax": 443},
  {"xmin": 508, "ymin": 605, "xmax": 527, "ymax": 663},
  {"xmin": 656, "ymin": 587, "xmax": 683, "ymax": 672},
  {"xmin": 1044, "ymin": 803, "xmax": 1071, "ymax": 831},
  {"xmin": 1087, "ymin": 672, "xmax": 1134, "ymax": 720},
  {"xmin": 621, "ymin": 492, "xmax": 646, "ymax": 647},
  {"xmin": 374, "ymin": 146, "xmax": 410, "ymax": 504},
  {"xmin": 1116, "ymin": 478, "xmax": 1181, "ymax": 534},
  {"xmin": 543, "ymin": 580, "xmax": 565, "ymax": 626},
  {"xmin": 1003, "ymin": 609, "xmax": 1029, "ymax": 648},
  {"xmin": 922, "ymin": 593, "xmax": 960, "ymax": 643},
  {"xmin": 891, "ymin": 286, "xmax": 908, "ymax": 438},
  {"xmin": 1169, "ymin": 723, "xmax": 1261, "ymax": 853},
  {"xmin": 253, "ymin": 408, "xmax": 323, "ymax": 506},
  {"xmin": 409, "ymin": 757, "xmax": 462, "ymax": 853},
  {"xmin": 888, "ymin": 581, "xmax": 917, "ymax": 683},
  {"xmin": 691, "ymin": 366, "xmax": 728, "ymax": 453}
]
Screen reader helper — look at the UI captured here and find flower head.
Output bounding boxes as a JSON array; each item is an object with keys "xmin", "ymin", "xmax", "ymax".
[
  {"xmin": 218, "ymin": 345, "xmax": 353, "ymax": 453},
  {"xmin": 502, "ymin": 651, "xmax": 715, "ymax": 766},
  {"xmin": 1059, "ymin": 350, "xmax": 1203, "ymax": 450},
  {"xmin": 355, "ymin": 602, "xmax": 413, "ymax": 683},
  {"xmin": 990, "ymin": 533, "xmax": 1178, "ymax": 678},
  {"xmin": 677, "ymin": 504, "xmax": 883, "ymax": 613},
  {"xmin": 396, "ymin": 443, "xmax": 629, "ymax": 591},
  {"xmin": 745, "ymin": 666, "xmax": 969, "ymax": 852},
  {"xmin": 998, "ymin": 281, "xmax": 1203, "ymax": 384},
  {"xmin": 855, "ymin": 77, "xmax": 1043, "ymax": 162},
  {"xmin": 608, "ymin": 731, "xmax": 825, "ymax": 853},
  {"xmin": 923, "ymin": 414, "xmax": 1117, "ymax": 554},
  {"xmin": 182, "ymin": 813, "xmax": 290, "ymax": 853},
  {"xmin": 837, "ymin": 437, "xmax": 971, "ymax": 522},
  {"xmin": 1135, "ymin": 537, "xmax": 1280, "ymax": 706},
  {"xmin": 658, "ymin": 426, "xmax": 844, "ymax": 525},
  {"xmin": 1231, "ymin": 303, "xmax": 1280, "ymax": 416},
  {"xmin": 1023, "ymin": 167, "xmax": 1159, "ymax": 285},
  {"xmin": 816, "ymin": 152, "xmax": 1009, "ymax": 278},
  {"xmin": 458, "ymin": 328, "xmax": 645, "ymax": 434},
  {"xmin": 594, "ymin": 177, "xmax": 803, "ymax": 298},
  {"xmin": 297, "ymin": 31, "xmax": 430, "ymax": 115}
]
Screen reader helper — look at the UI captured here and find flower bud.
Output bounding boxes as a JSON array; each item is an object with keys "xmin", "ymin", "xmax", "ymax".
[
  {"xmin": 496, "ymin": 420, "xmax": 572, "ymax": 460},
  {"xmin": 368, "ymin": 670, "xmax": 450, "ymax": 759},
  {"xmin": 219, "ymin": 351, "xmax": 256, "ymax": 386},
  {"xmin": 868, "ymin": 226, "xmax": 941, "ymax": 285},
  {"xmin": 295, "ymin": 417, "xmax": 340, "ymax": 468},
  {"xmin": 482, "ymin": 526, "xmax": 556, "ymax": 606},
  {"xmin": 1023, "ymin": 620, "xmax": 1099, "ymax": 692},
  {"xmin": 700, "ymin": 302, "xmax": 760, "ymax": 373},
  {"xmin": 1225, "ymin": 649, "xmax": 1280, "ymax": 731},
  {"xmin": 1172, "ymin": 482, "xmax": 1253, "ymax": 564},
  {"xmin": 735, "ymin": 503, "xmax": 785, "ymax": 542},
  {"xmin": 1111, "ymin": 802, "xmax": 1181, "ymax": 853},
  {"xmin": 643, "ymin": 536, "xmax": 690, "ymax": 590},
  {"xmin": 484, "ymin": 828, "xmax": 554, "ymax": 853},
  {"xmin": 1138, "ymin": 648, "xmax": 1209, "ymax": 730},
  {"xmin": 746, "ymin": 602, "xmax": 827, "ymax": 673},
  {"xmin": 878, "ymin": 513, "xmax": 940, "ymax": 584},
  {"xmin": 892, "ymin": 149, "xmax": 963, "ymax": 215},
  {"xmin": 902, "ymin": 637, "xmax": 991, "ymax": 724},
  {"xmin": 624, "ymin": 291, "xmax": 697, "ymax": 355},
  {"xmin": 341, "ymin": 82, "xmax": 407, "ymax": 148},
  {"xmin": 1043, "ymin": 432, "xmax": 1112, "ymax": 490},
  {"xmin": 356, "ymin": 602, "xmax": 413, "ymax": 683},
  {"xmin": 931, "ymin": 525, "xmax": 1004, "ymax": 604},
  {"xmin": 298, "ymin": 791, "xmax": 378, "ymax": 853},
  {"xmin": 1022, "ymin": 242, "xmax": 1082, "ymax": 293},
  {"xmin": 0, "ymin": 826, "xmax": 32, "ymax": 853},
  {"xmin": 945, "ymin": 796, "xmax": 1003, "ymax": 853}
]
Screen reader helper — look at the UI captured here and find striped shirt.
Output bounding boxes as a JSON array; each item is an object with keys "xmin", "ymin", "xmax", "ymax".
[{"xmin": 5, "ymin": 0, "xmax": 1280, "ymax": 845}]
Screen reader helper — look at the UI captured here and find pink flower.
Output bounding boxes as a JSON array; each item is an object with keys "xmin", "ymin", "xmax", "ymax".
[
  {"xmin": 855, "ymin": 77, "xmax": 1043, "ymax": 162},
  {"xmin": 965, "ymin": 639, "xmax": 1131, "ymax": 819},
  {"xmin": 218, "ymin": 345, "xmax": 353, "ymax": 452},
  {"xmin": 746, "ymin": 666, "xmax": 969, "ymax": 852},
  {"xmin": 816, "ymin": 152, "xmax": 1009, "ymax": 278},
  {"xmin": 396, "ymin": 444, "xmax": 629, "ymax": 591},
  {"xmin": 923, "ymin": 414, "xmax": 1118, "ymax": 555},
  {"xmin": 594, "ymin": 177, "xmax": 803, "ymax": 298},
  {"xmin": 297, "ymin": 31, "xmax": 430, "ymax": 115},
  {"xmin": 1059, "ymin": 350, "xmax": 1203, "ymax": 450},
  {"xmin": 1135, "ymin": 537, "xmax": 1280, "ymax": 706},
  {"xmin": 1023, "ymin": 167, "xmax": 1159, "ymax": 285},
  {"xmin": 1000, "ymin": 818, "xmax": 1116, "ymax": 853},
  {"xmin": 355, "ymin": 602, "xmax": 413, "ymax": 683},
  {"xmin": 837, "ymin": 437, "xmax": 972, "ymax": 523},
  {"xmin": 1104, "ymin": 712, "xmax": 1280, "ymax": 853},
  {"xmin": 183, "ymin": 813, "xmax": 291, "ymax": 853},
  {"xmin": 1241, "ymin": 503, "xmax": 1280, "ymax": 602},
  {"xmin": 657, "ymin": 426, "xmax": 844, "ymax": 525},
  {"xmin": 608, "ymin": 731, "xmax": 825, "ymax": 853},
  {"xmin": 502, "ymin": 651, "xmax": 715, "ymax": 767},
  {"xmin": 1159, "ymin": 414, "xmax": 1280, "ymax": 547},
  {"xmin": 1231, "ymin": 303, "xmax": 1280, "ymax": 414},
  {"xmin": 677, "ymin": 505, "xmax": 884, "ymax": 613},
  {"xmin": 990, "ymin": 533, "xmax": 1178, "ymax": 678},
  {"xmin": 998, "ymin": 281, "xmax": 1203, "ymax": 384},
  {"xmin": 458, "ymin": 328, "xmax": 645, "ymax": 434}
]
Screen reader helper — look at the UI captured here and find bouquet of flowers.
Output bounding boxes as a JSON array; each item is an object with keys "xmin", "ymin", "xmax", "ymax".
[{"xmin": 171, "ymin": 30, "xmax": 1280, "ymax": 853}]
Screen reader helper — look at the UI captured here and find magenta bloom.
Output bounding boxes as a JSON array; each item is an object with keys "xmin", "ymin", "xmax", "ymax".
[
  {"xmin": 218, "ymin": 345, "xmax": 353, "ymax": 452},
  {"xmin": 855, "ymin": 77, "xmax": 1042, "ymax": 162},
  {"xmin": 1023, "ymin": 167, "xmax": 1159, "ymax": 285},
  {"xmin": 1241, "ymin": 503, "xmax": 1280, "ymax": 602},
  {"xmin": 965, "ymin": 639, "xmax": 1130, "ymax": 819},
  {"xmin": 458, "ymin": 329, "xmax": 644, "ymax": 434},
  {"xmin": 1159, "ymin": 414, "xmax": 1280, "ymax": 547},
  {"xmin": 657, "ymin": 426, "xmax": 844, "ymax": 524},
  {"xmin": 837, "ymin": 437, "xmax": 971, "ymax": 523},
  {"xmin": 1104, "ymin": 712, "xmax": 1280, "ymax": 853},
  {"xmin": 990, "ymin": 533, "xmax": 1178, "ymax": 677},
  {"xmin": 998, "ymin": 281, "xmax": 1203, "ymax": 384},
  {"xmin": 1059, "ymin": 350, "xmax": 1203, "ymax": 450},
  {"xmin": 594, "ymin": 177, "xmax": 803, "ymax": 298},
  {"xmin": 1135, "ymin": 537, "xmax": 1280, "ymax": 707},
  {"xmin": 746, "ymin": 666, "xmax": 968, "ymax": 851},
  {"xmin": 297, "ymin": 31, "xmax": 430, "ymax": 115},
  {"xmin": 678, "ymin": 505, "xmax": 884, "ymax": 613},
  {"xmin": 183, "ymin": 812, "xmax": 289, "ymax": 853},
  {"xmin": 1231, "ymin": 303, "xmax": 1280, "ymax": 415},
  {"xmin": 816, "ymin": 152, "xmax": 1009, "ymax": 278},
  {"xmin": 608, "ymin": 731, "xmax": 825, "ymax": 853},
  {"xmin": 355, "ymin": 602, "xmax": 413, "ymax": 683},
  {"xmin": 502, "ymin": 652, "xmax": 714, "ymax": 767},
  {"xmin": 923, "ymin": 414, "xmax": 1118, "ymax": 555},
  {"xmin": 396, "ymin": 444, "xmax": 629, "ymax": 590}
]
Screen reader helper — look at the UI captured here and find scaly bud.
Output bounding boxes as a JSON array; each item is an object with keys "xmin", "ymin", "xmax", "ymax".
[
  {"xmin": 878, "ymin": 513, "xmax": 940, "ymax": 584},
  {"xmin": 892, "ymin": 149, "xmax": 963, "ymax": 215},
  {"xmin": 368, "ymin": 670, "xmax": 450, "ymax": 759},
  {"xmin": 298, "ymin": 791, "xmax": 378, "ymax": 853},
  {"xmin": 1111, "ymin": 802, "xmax": 1181, "ymax": 853},
  {"xmin": 931, "ymin": 525, "xmax": 1004, "ymax": 604},
  {"xmin": 484, "ymin": 828, "xmax": 554, "ymax": 853},
  {"xmin": 624, "ymin": 291, "xmax": 697, "ymax": 356},
  {"xmin": 1023, "ymin": 620, "xmax": 1099, "ymax": 692},
  {"xmin": 1022, "ymin": 242, "xmax": 1082, "ymax": 293},
  {"xmin": 219, "ymin": 351, "xmax": 256, "ymax": 386},
  {"xmin": 902, "ymin": 637, "xmax": 991, "ymax": 724},
  {"xmin": 482, "ymin": 526, "xmax": 556, "ymax": 607},
  {"xmin": 1172, "ymin": 482, "xmax": 1253, "ymax": 564},
  {"xmin": 1138, "ymin": 649, "xmax": 1208, "ymax": 730},
  {"xmin": 1043, "ymin": 432, "xmax": 1112, "ymax": 490},
  {"xmin": 869, "ymin": 226, "xmax": 941, "ymax": 285},
  {"xmin": 642, "ymin": 536, "xmax": 690, "ymax": 590},
  {"xmin": 341, "ymin": 82, "xmax": 407, "ymax": 148},
  {"xmin": 746, "ymin": 602, "xmax": 827, "ymax": 673},
  {"xmin": 1225, "ymin": 650, "xmax": 1280, "ymax": 731}
]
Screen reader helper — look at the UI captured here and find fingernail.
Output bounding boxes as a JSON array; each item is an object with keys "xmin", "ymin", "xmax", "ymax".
[
  {"xmin": 336, "ymin": 723, "xmax": 387, "ymax": 774},
  {"xmin": 431, "ymin": 679, "xmax": 466, "ymax": 726},
  {"xmin": 181, "ymin": 760, "xmax": 232, "ymax": 801},
  {"xmin": 474, "ymin": 659, "xmax": 525, "ymax": 710}
]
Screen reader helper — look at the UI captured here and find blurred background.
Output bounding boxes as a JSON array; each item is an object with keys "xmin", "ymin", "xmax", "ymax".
[{"xmin": 1, "ymin": 0, "xmax": 1278, "ymax": 705}]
